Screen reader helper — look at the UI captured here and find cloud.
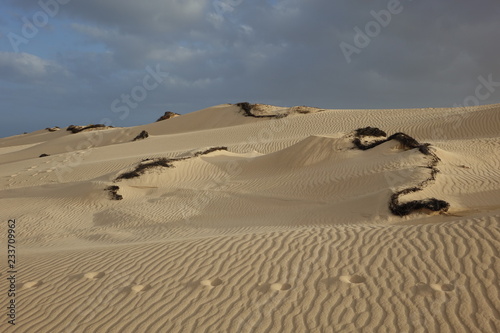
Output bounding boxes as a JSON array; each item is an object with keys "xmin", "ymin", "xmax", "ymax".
[{"xmin": 0, "ymin": 51, "xmax": 68, "ymax": 83}]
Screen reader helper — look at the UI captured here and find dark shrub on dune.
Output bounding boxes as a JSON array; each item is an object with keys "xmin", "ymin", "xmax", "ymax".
[
  {"xmin": 418, "ymin": 143, "xmax": 432, "ymax": 155},
  {"xmin": 194, "ymin": 147, "xmax": 228, "ymax": 156},
  {"xmin": 352, "ymin": 127, "xmax": 449, "ymax": 216},
  {"xmin": 235, "ymin": 102, "xmax": 283, "ymax": 118},
  {"xmin": 115, "ymin": 158, "xmax": 173, "ymax": 181},
  {"xmin": 132, "ymin": 130, "xmax": 149, "ymax": 141},
  {"xmin": 67, "ymin": 124, "xmax": 111, "ymax": 134},
  {"xmin": 352, "ymin": 127, "xmax": 432, "ymax": 155},
  {"xmin": 236, "ymin": 102, "xmax": 254, "ymax": 116},
  {"xmin": 156, "ymin": 111, "xmax": 180, "ymax": 122},
  {"xmin": 355, "ymin": 127, "xmax": 386, "ymax": 138},
  {"xmin": 387, "ymin": 133, "xmax": 423, "ymax": 151},
  {"xmin": 390, "ymin": 196, "xmax": 450, "ymax": 216},
  {"xmin": 114, "ymin": 147, "xmax": 229, "ymax": 182},
  {"xmin": 105, "ymin": 185, "xmax": 123, "ymax": 200},
  {"xmin": 39, "ymin": 153, "xmax": 50, "ymax": 157},
  {"xmin": 45, "ymin": 127, "xmax": 60, "ymax": 132}
]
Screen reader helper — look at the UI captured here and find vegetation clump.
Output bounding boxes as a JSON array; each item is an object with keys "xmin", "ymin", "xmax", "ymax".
[
  {"xmin": 194, "ymin": 147, "xmax": 228, "ymax": 156},
  {"xmin": 105, "ymin": 185, "xmax": 123, "ymax": 200},
  {"xmin": 352, "ymin": 127, "xmax": 449, "ymax": 216},
  {"xmin": 115, "ymin": 158, "xmax": 173, "ymax": 181},
  {"xmin": 67, "ymin": 124, "xmax": 111, "ymax": 134},
  {"xmin": 156, "ymin": 111, "xmax": 180, "ymax": 122},
  {"xmin": 236, "ymin": 102, "xmax": 254, "ymax": 116},
  {"xmin": 45, "ymin": 127, "xmax": 60, "ymax": 132},
  {"xmin": 355, "ymin": 127, "xmax": 387, "ymax": 138},
  {"xmin": 39, "ymin": 153, "xmax": 50, "ymax": 158},
  {"xmin": 235, "ymin": 102, "xmax": 281, "ymax": 118},
  {"xmin": 389, "ymin": 195, "xmax": 449, "ymax": 216},
  {"xmin": 113, "ymin": 147, "xmax": 229, "ymax": 183},
  {"xmin": 353, "ymin": 128, "xmax": 432, "ymax": 156},
  {"xmin": 132, "ymin": 130, "xmax": 149, "ymax": 141}
]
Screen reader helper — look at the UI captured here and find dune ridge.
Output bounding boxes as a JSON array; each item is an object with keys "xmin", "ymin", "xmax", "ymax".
[{"xmin": 0, "ymin": 103, "xmax": 499, "ymax": 332}]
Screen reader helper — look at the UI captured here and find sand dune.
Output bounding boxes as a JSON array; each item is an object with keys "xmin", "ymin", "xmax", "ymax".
[{"xmin": 0, "ymin": 103, "xmax": 499, "ymax": 332}]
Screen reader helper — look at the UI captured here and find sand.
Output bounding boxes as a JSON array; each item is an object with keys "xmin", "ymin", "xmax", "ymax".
[{"xmin": 0, "ymin": 103, "xmax": 499, "ymax": 332}]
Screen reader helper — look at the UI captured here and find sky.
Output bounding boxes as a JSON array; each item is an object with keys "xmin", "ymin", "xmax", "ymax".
[{"xmin": 1, "ymin": 0, "xmax": 500, "ymax": 138}]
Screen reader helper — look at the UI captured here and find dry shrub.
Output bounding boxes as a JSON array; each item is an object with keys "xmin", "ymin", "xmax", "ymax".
[
  {"xmin": 132, "ymin": 130, "xmax": 149, "ymax": 141},
  {"xmin": 353, "ymin": 127, "xmax": 449, "ymax": 216}
]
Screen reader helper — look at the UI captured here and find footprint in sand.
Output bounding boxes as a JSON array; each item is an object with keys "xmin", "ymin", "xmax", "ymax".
[
  {"xmin": 340, "ymin": 275, "xmax": 366, "ymax": 285},
  {"xmin": 19, "ymin": 280, "xmax": 44, "ymax": 289},
  {"xmin": 270, "ymin": 283, "xmax": 292, "ymax": 291},
  {"xmin": 412, "ymin": 282, "xmax": 434, "ymax": 296},
  {"xmin": 131, "ymin": 284, "xmax": 152, "ymax": 293},
  {"xmin": 430, "ymin": 283, "xmax": 455, "ymax": 292},
  {"xmin": 413, "ymin": 282, "xmax": 455, "ymax": 296},
  {"xmin": 119, "ymin": 283, "xmax": 153, "ymax": 295},
  {"xmin": 200, "ymin": 278, "xmax": 223, "ymax": 288},
  {"xmin": 84, "ymin": 272, "xmax": 105, "ymax": 280}
]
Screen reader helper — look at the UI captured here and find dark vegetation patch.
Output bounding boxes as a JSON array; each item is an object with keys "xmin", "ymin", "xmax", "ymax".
[
  {"xmin": 112, "ymin": 146, "xmax": 229, "ymax": 190},
  {"xmin": 115, "ymin": 158, "xmax": 174, "ymax": 181},
  {"xmin": 105, "ymin": 185, "xmax": 123, "ymax": 200},
  {"xmin": 353, "ymin": 130, "xmax": 431, "ymax": 155},
  {"xmin": 132, "ymin": 130, "xmax": 149, "ymax": 141},
  {"xmin": 353, "ymin": 127, "xmax": 449, "ymax": 216},
  {"xmin": 45, "ymin": 126, "xmax": 60, "ymax": 132},
  {"xmin": 111, "ymin": 147, "xmax": 230, "ymax": 199},
  {"xmin": 39, "ymin": 153, "xmax": 50, "ymax": 157},
  {"xmin": 236, "ymin": 103, "xmax": 323, "ymax": 117},
  {"xmin": 194, "ymin": 147, "xmax": 228, "ymax": 156},
  {"xmin": 67, "ymin": 124, "xmax": 112, "ymax": 134},
  {"xmin": 236, "ymin": 102, "xmax": 253, "ymax": 116},
  {"xmin": 355, "ymin": 127, "xmax": 386, "ymax": 138},
  {"xmin": 389, "ymin": 195, "xmax": 449, "ymax": 216},
  {"xmin": 156, "ymin": 111, "xmax": 180, "ymax": 122},
  {"xmin": 235, "ymin": 102, "xmax": 283, "ymax": 118}
]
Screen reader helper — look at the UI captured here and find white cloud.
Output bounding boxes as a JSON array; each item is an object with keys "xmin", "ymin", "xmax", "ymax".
[{"xmin": 0, "ymin": 52, "xmax": 68, "ymax": 82}]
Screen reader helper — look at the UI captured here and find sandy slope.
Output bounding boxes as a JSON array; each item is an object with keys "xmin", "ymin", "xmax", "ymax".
[{"xmin": 0, "ymin": 103, "xmax": 499, "ymax": 332}]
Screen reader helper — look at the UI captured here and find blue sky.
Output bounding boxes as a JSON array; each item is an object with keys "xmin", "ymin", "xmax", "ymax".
[{"xmin": 1, "ymin": 0, "xmax": 500, "ymax": 138}]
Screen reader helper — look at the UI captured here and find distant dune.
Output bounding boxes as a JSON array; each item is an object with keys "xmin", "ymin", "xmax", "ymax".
[{"xmin": 0, "ymin": 103, "xmax": 499, "ymax": 332}]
